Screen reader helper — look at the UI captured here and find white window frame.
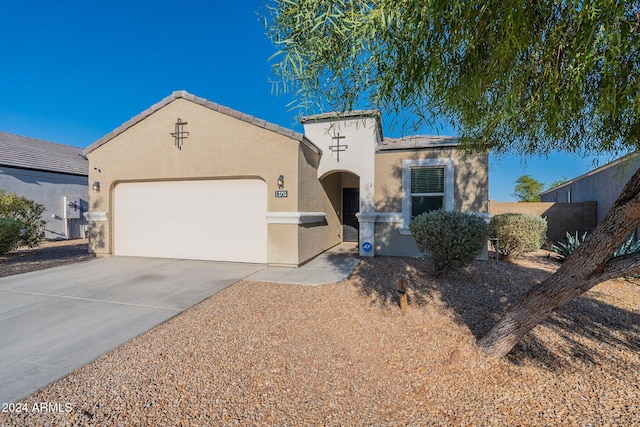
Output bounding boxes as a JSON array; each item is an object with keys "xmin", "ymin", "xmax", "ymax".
[{"xmin": 400, "ymin": 158, "xmax": 454, "ymax": 234}]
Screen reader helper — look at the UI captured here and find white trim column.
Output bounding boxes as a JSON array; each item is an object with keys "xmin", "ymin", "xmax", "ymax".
[
  {"xmin": 266, "ymin": 212, "xmax": 326, "ymax": 224},
  {"xmin": 356, "ymin": 212, "xmax": 376, "ymax": 256},
  {"xmin": 83, "ymin": 211, "xmax": 108, "ymax": 222}
]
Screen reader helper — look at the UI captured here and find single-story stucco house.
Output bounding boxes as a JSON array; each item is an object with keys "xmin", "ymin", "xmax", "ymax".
[
  {"xmin": 0, "ymin": 132, "xmax": 88, "ymax": 240},
  {"xmin": 83, "ymin": 91, "xmax": 488, "ymax": 266}
]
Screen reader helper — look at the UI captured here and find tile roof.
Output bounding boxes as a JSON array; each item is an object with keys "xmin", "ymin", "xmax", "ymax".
[
  {"xmin": 300, "ymin": 111, "xmax": 460, "ymax": 151},
  {"xmin": 300, "ymin": 110, "xmax": 381, "ymax": 123},
  {"xmin": 378, "ymin": 135, "xmax": 460, "ymax": 151},
  {"xmin": 301, "ymin": 110, "xmax": 384, "ymax": 141},
  {"xmin": 0, "ymin": 132, "xmax": 88, "ymax": 176},
  {"xmin": 84, "ymin": 91, "xmax": 320, "ymax": 155}
]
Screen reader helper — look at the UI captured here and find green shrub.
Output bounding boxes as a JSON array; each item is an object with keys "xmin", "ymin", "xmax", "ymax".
[
  {"xmin": 0, "ymin": 218, "xmax": 21, "ymax": 255},
  {"xmin": 489, "ymin": 213, "xmax": 547, "ymax": 258},
  {"xmin": 409, "ymin": 210, "xmax": 489, "ymax": 276},
  {"xmin": 552, "ymin": 231, "xmax": 588, "ymax": 262},
  {"xmin": 0, "ymin": 190, "xmax": 45, "ymax": 248}
]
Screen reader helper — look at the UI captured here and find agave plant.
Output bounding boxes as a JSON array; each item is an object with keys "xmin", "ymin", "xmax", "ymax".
[
  {"xmin": 612, "ymin": 234, "xmax": 640, "ymax": 279},
  {"xmin": 553, "ymin": 231, "xmax": 640, "ymax": 264},
  {"xmin": 612, "ymin": 234, "xmax": 640, "ymax": 258},
  {"xmin": 552, "ymin": 231, "xmax": 588, "ymax": 262}
]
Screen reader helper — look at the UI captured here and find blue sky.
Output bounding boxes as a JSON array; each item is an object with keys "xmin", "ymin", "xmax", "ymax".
[{"xmin": 0, "ymin": 0, "xmax": 611, "ymax": 201}]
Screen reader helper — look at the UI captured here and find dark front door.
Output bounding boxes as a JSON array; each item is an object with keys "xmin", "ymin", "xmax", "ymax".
[{"xmin": 342, "ymin": 188, "xmax": 359, "ymax": 242}]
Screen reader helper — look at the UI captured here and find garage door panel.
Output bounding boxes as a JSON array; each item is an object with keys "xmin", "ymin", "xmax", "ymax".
[{"xmin": 114, "ymin": 180, "xmax": 267, "ymax": 263}]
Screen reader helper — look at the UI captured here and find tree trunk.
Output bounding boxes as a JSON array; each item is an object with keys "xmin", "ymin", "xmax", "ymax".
[{"xmin": 479, "ymin": 166, "xmax": 640, "ymax": 358}]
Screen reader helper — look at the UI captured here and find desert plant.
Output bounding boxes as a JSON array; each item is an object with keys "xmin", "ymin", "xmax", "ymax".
[
  {"xmin": 0, "ymin": 190, "xmax": 45, "ymax": 248},
  {"xmin": 612, "ymin": 234, "xmax": 640, "ymax": 258},
  {"xmin": 489, "ymin": 213, "xmax": 547, "ymax": 258},
  {"xmin": 552, "ymin": 231, "xmax": 588, "ymax": 262},
  {"xmin": 611, "ymin": 235, "xmax": 640, "ymax": 279},
  {"xmin": 552, "ymin": 231, "xmax": 640, "ymax": 264},
  {"xmin": 409, "ymin": 209, "xmax": 489, "ymax": 276},
  {"xmin": 0, "ymin": 218, "xmax": 21, "ymax": 255}
]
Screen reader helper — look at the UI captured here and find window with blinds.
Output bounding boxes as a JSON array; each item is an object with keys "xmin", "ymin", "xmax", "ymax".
[{"xmin": 410, "ymin": 167, "xmax": 445, "ymax": 217}]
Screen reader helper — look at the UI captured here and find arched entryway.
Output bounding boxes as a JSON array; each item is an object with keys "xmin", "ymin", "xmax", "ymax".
[{"xmin": 320, "ymin": 171, "xmax": 360, "ymax": 243}]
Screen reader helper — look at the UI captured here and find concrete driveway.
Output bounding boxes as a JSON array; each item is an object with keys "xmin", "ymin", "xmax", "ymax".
[{"xmin": 0, "ymin": 257, "xmax": 263, "ymax": 404}]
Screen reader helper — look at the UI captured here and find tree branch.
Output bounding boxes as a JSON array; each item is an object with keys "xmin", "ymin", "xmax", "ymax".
[
  {"xmin": 597, "ymin": 252, "xmax": 640, "ymax": 283},
  {"xmin": 584, "ymin": 251, "xmax": 640, "ymax": 289}
]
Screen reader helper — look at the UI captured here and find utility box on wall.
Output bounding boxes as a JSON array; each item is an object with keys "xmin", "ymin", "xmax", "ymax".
[{"xmin": 64, "ymin": 196, "xmax": 81, "ymax": 219}]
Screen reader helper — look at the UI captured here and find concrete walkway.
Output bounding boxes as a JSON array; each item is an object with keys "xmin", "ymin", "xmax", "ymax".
[{"xmin": 247, "ymin": 242, "xmax": 360, "ymax": 285}]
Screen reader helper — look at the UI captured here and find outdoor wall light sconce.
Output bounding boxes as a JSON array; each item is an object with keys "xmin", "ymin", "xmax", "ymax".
[
  {"xmin": 92, "ymin": 181, "xmax": 101, "ymax": 192},
  {"xmin": 277, "ymin": 175, "xmax": 285, "ymax": 189}
]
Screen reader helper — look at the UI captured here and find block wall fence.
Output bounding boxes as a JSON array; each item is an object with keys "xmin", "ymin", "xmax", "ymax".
[{"xmin": 488, "ymin": 201, "xmax": 598, "ymax": 244}]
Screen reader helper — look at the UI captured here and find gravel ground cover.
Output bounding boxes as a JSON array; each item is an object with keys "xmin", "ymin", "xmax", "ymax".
[
  {"xmin": 0, "ymin": 239, "xmax": 92, "ymax": 278},
  {"xmin": 1, "ymin": 246, "xmax": 638, "ymax": 426}
]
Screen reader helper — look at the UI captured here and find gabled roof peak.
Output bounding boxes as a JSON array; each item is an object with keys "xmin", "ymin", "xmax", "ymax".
[{"xmin": 84, "ymin": 91, "xmax": 311, "ymax": 155}]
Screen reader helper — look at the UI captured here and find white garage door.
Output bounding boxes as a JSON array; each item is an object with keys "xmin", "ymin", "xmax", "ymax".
[{"xmin": 114, "ymin": 179, "xmax": 267, "ymax": 263}]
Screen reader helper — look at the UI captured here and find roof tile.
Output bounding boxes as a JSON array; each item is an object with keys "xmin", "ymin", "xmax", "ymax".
[
  {"xmin": 378, "ymin": 135, "xmax": 460, "ymax": 151},
  {"xmin": 0, "ymin": 132, "xmax": 88, "ymax": 176}
]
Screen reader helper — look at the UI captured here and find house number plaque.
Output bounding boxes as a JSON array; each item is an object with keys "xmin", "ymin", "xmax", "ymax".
[{"xmin": 275, "ymin": 190, "xmax": 288, "ymax": 198}]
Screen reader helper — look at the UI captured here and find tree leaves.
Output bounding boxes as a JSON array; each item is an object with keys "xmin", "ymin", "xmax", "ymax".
[
  {"xmin": 264, "ymin": 0, "xmax": 640, "ymax": 157},
  {"xmin": 512, "ymin": 175, "xmax": 545, "ymax": 202}
]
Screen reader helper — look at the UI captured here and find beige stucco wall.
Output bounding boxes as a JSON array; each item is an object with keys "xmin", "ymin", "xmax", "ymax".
[
  {"xmin": 373, "ymin": 148, "xmax": 489, "ymax": 257},
  {"xmin": 296, "ymin": 144, "xmax": 342, "ymax": 264},
  {"xmin": 374, "ymin": 148, "xmax": 488, "ymax": 212},
  {"xmin": 86, "ymin": 98, "xmax": 327, "ymax": 265}
]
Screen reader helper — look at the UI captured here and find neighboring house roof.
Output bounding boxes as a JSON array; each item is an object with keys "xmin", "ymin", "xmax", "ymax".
[
  {"xmin": 378, "ymin": 135, "xmax": 459, "ymax": 151},
  {"xmin": 0, "ymin": 132, "xmax": 88, "ymax": 176},
  {"xmin": 540, "ymin": 151, "xmax": 640, "ymax": 196},
  {"xmin": 84, "ymin": 91, "xmax": 320, "ymax": 156}
]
